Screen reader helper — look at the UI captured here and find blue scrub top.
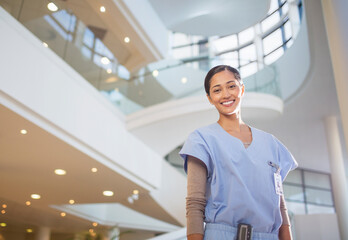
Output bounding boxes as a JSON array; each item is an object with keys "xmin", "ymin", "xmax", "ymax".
[{"xmin": 180, "ymin": 123, "xmax": 298, "ymax": 234}]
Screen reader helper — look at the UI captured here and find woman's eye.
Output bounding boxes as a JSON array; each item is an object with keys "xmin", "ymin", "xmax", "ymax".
[
  {"xmin": 229, "ymin": 85, "xmax": 236, "ymax": 89},
  {"xmin": 213, "ymin": 89, "xmax": 221, "ymax": 93}
]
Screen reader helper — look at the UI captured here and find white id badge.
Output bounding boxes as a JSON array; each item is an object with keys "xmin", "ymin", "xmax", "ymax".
[{"xmin": 274, "ymin": 172, "xmax": 283, "ymax": 195}]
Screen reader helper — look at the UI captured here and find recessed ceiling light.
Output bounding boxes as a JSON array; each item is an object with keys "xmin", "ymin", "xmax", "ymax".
[
  {"xmin": 60, "ymin": 212, "xmax": 66, "ymax": 217},
  {"xmin": 1, "ymin": 210, "xmax": 5, "ymax": 214},
  {"xmin": 101, "ymin": 57, "xmax": 110, "ymax": 65},
  {"xmin": 106, "ymin": 68, "xmax": 112, "ymax": 74},
  {"xmin": 25, "ymin": 201, "xmax": 31, "ymax": 206},
  {"xmin": 127, "ymin": 196, "xmax": 134, "ymax": 204},
  {"xmin": 31, "ymin": 194, "xmax": 41, "ymax": 200},
  {"xmin": 2, "ymin": 204, "xmax": 7, "ymax": 209},
  {"xmin": 133, "ymin": 190, "xmax": 139, "ymax": 195},
  {"xmin": 0, "ymin": 223, "xmax": 6, "ymax": 227},
  {"xmin": 100, "ymin": 6, "xmax": 106, "ymax": 12},
  {"xmin": 103, "ymin": 190, "xmax": 114, "ymax": 197},
  {"xmin": 181, "ymin": 77, "xmax": 188, "ymax": 84},
  {"xmin": 47, "ymin": 2, "xmax": 58, "ymax": 12},
  {"xmin": 89, "ymin": 229, "xmax": 94, "ymax": 233},
  {"xmin": 20, "ymin": 129, "xmax": 27, "ymax": 135},
  {"xmin": 91, "ymin": 168, "xmax": 98, "ymax": 173},
  {"xmin": 152, "ymin": 70, "xmax": 159, "ymax": 77},
  {"xmin": 69, "ymin": 199, "xmax": 75, "ymax": 204},
  {"xmin": 42, "ymin": 42, "xmax": 48, "ymax": 48},
  {"xmin": 124, "ymin": 37, "xmax": 130, "ymax": 43},
  {"xmin": 54, "ymin": 169, "xmax": 66, "ymax": 175},
  {"xmin": 92, "ymin": 222, "xmax": 98, "ymax": 227},
  {"xmin": 26, "ymin": 229, "xmax": 33, "ymax": 233}
]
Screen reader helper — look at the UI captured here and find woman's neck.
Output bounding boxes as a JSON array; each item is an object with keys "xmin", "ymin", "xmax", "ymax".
[{"xmin": 217, "ymin": 113, "xmax": 246, "ymax": 132}]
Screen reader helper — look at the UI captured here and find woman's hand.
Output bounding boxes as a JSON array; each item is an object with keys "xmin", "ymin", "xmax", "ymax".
[
  {"xmin": 279, "ymin": 225, "xmax": 292, "ymax": 240},
  {"xmin": 187, "ymin": 233, "xmax": 204, "ymax": 240}
]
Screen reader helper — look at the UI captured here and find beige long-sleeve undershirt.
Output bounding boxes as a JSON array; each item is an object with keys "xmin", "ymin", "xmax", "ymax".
[{"xmin": 186, "ymin": 156, "xmax": 291, "ymax": 236}]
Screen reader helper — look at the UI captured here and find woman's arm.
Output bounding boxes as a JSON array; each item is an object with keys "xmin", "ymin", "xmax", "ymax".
[
  {"xmin": 186, "ymin": 156, "xmax": 207, "ymax": 240},
  {"xmin": 279, "ymin": 194, "xmax": 293, "ymax": 240}
]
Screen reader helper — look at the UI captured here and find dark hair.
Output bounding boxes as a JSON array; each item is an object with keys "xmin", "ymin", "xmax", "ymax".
[{"xmin": 204, "ymin": 65, "xmax": 242, "ymax": 95}]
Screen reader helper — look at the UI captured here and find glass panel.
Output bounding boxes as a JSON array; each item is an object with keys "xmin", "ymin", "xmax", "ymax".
[
  {"xmin": 213, "ymin": 35, "xmax": 238, "ymax": 52},
  {"xmin": 284, "ymin": 185, "xmax": 304, "ymax": 201},
  {"xmin": 262, "ymin": 11, "xmax": 280, "ymax": 32},
  {"xmin": 307, "ymin": 204, "xmax": 335, "ymax": 214},
  {"xmin": 286, "ymin": 201, "xmax": 306, "ymax": 215},
  {"xmin": 238, "ymin": 27, "xmax": 255, "ymax": 45},
  {"xmin": 240, "ymin": 44, "xmax": 256, "ymax": 64},
  {"xmin": 264, "ymin": 47, "xmax": 284, "ymax": 65},
  {"xmin": 268, "ymin": 0, "xmax": 280, "ymax": 14},
  {"xmin": 284, "ymin": 169, "xmax": 302, "ymax": 184},
  {"xmin": 217, "ymin": 52, "xmax": 239, "ymax": 68},
  {"xmin": 305, "ymin": 188, "xmax": 333, "ymax": 205},
  {"xmin": 172, "ymin": 32, "xmax": 190, "ymax": 46},
  {"xmin": 284, "ymin": 20, "xmax": 292, "ymax": 40},
  {"xmin": 304, "ymin": 172, "xmax": 331, "ymax": 189},
  {"xmin": 263, "ymin": 29, "xmax": 283, "ymax": 55},
  {"xmin": 172, "ymin": 46, "xmax": 194, "ymax": 59},
  {"xmin": 281, "ymin": 2, "xmax": 289, "ymax": 15},
  {"xmin": 240, "ymin": 62, "xmax": 257, "ymax": 78},
  {"xmin": 286, "ymin": 38, "xmax": 294, "ymax": 48}
]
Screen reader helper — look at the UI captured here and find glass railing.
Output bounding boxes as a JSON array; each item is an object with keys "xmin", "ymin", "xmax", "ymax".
[{"xmin": 0, "ymin": 0, "xmax": 290, "ymax": 115}]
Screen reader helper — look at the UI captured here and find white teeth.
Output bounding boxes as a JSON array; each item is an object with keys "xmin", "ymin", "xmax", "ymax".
[{"xmin": 222, "ymin": 100, "xmax": 234, "ymax": 105}]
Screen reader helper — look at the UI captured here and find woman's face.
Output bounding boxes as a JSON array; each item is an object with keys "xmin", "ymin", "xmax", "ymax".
[{"xmin": 207, "ymin": 70, "xmax": 244, "ymax": 117}]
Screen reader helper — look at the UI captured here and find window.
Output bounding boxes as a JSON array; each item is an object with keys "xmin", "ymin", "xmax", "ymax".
[
  {"xmin": 238, "ymin": 27, "xmax": 255, "ymax": 45},
  {"xmin": 283, "ymin": 169, "xmax": 335, "ymax": 215},
  {"xmin": 213, "ymin": 35, "xmax": 238, "ymax": 53},
  {"xmin": 263, "ymin": 29, "xmax": 283, "ymax": 55}
]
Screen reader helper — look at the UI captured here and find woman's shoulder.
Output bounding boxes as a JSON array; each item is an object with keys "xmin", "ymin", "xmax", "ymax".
[
  {"xmin": 251, "ymin": 126, "xmax": 278, "ymax": 143},
  {"xmin": 189, "ymin": 123, "xmax": 219, "ymax": 139}
]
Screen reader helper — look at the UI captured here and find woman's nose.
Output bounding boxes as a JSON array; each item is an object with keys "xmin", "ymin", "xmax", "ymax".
[{"xmin": 222, "ymin": 89, "xmax": 231, "ymax": 98}]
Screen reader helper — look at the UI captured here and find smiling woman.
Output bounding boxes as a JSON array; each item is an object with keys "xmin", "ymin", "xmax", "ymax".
[{"xmin": 180, "ymin": 65, "xmax": 298, "ymax": 240}]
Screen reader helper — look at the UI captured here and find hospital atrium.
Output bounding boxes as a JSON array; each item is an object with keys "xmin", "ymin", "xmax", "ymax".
[{"xmin": 0, "ymin": 0, "xmax": 347, "ymax": 239}]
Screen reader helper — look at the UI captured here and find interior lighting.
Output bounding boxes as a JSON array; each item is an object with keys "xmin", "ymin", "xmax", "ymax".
[
  {"xmin": 42, "ymin": 42, "xmax": 48, "ymax": 48},
  {"xmin": 25, "ymin": 201, "xmax": 31, "ymax": 206},
  {"xmin": 103, "ymin": 191, "xmax": 114, "ymax": 197},
  {"xmin": 54, "ymin": 169, "xmax": 66, "ymax": 175},
  {"xmin": 20, "ymin": 129, "xmax": 27, "ymax": 135},
  {"xmin": 127, "ymin": 196, "xmax": 134, "ymax": 204},
  {"xmin": 31, "ymin": 194, "xmax": 41, "ymax": 200},
  {"xmin": 152, "ymin": 70, "xmax": 159, "ymax": 77},
  {"xmin": 133, "ymin": 190, "xmax": 139, "ymax": 195},
  {"xmin": 0, "ymin": 223, "xmax": 6, "ymax": 227},
  {"xmin": 105, "ymin": 77, "xmax": 117, "ymax": 83},
  {"xmin": 106, "ymin": 68, "xmax": 112, "ymax": 74},
  {"xmin": 100, "ymin": 6, "xmax": 106, "ymax": 12},
  {"xmin": 60, "ymin": 212, "xmax": 66, "ymax": 217},
  {"xmin": 89, "ymin": 229, "xmax": 94, "ymax": 233},
  {"xmin": 132, "ymin": 194, "xmax": 139, "ymax": 200},
  {"xmin": 181, "ymin": 77, "xmax": 188, "ymax": 84},
  {"xmin": 69, "ymin": 199, "xmax": 75, "ymax": 204},
  {"xmin": 2, "ymin": 204, "xmax": 7, "ymax": 209},
  {"xmin": 101, "ymin": 57, "xmax": 110, "ymax": 65},
  {"xmin": 1, "ymin": 210, "xmax": 5, "ymax": 214},
  {"xmin": 26, "ymin": 229, "xmax": 33, "ymax": 233},
  {"xmin": 92, "ymin": 222, "xmax": 98, "ymax": 227},
  {"xmin": 47, "ymin": 2, "xmax": 58, "ymax": 12},
  {"xmin": 124, "ymin": 37, "xmax": 130, "ymax": 43},
  {"xmin": 91, "ymin": 168, "xmax": 98, "ymax": 173}
]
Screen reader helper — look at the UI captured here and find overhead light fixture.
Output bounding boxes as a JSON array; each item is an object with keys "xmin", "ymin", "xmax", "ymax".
[
  {"xmin": 2, "ymin": 204, "xmax": 7, "ymax": 209},
  {"xmin": 31, "ymin": 194, "xmax": 41, "ymax": 200},
  {"xmin": 103, "ymin": 190, "xmax": 114, "ymax": 197},
  {"xmin": 133, "ymin": 190, "xmax": 139, "ymax": 195},
  {"xmin": 60, "ymin": 212, "xmax": 66, "ymax": 217},
  {"xmin": 181, "ymin": 77, "xmax": 188, "ymax": 84},
  {"xmin": 69, "ymin": 199, "xmax": 75, "ymax": 204},
  {"xmin": 1, "ymin": 210, "xmax": 5, "ymax": 214},
  {"xmin": 47, "ymin": 2, "xmax": 58, "ymax": 12},
  {"xmin": 20, "ymin": 129, "xmax": 27, "ymax": 135},
  {"xmin": 101, "ymin": 57, "xmax": 110, "ymax": 65},
  {"xmin": 42, "ymin": 42, "xmax": 48, "ymax": 48},
  {"xmin": 91, "ymin": 167, "xmax": 98, "ymax": 173},
  {"xmin": 127, "ymin": 196, "xmax": 134, "ymax": 204},
  {"xmin": 25, "ymin": 201, "xmax": 31, "ymax": 206},
  {"xmin": 54, "ymin": 169, "xmax": 66, "ymax": 175},
  {"xmin": 152, "ymin": 70, "xmax": 159, "ymax": 77},
  {"xmin": 0, "ymin": 223, "xmax": 6, "ymax": 227},
  {"xmin": 124, "ymin": 37, "xmax": 130, "ymax": 43},
  {"xmin": 92, "ymin": 222, "xmax": 98, "ymax": 227},
  {"xmin": 100, "ymin": 6, "xmax": 106, "ymax": 12},
  {"xmin": 106, "ymin": 68, "xmax": 112, "ymax": 74},
  {"xmin": 26, "ymin": 229, "xmax": 33, "ymax": 233}
]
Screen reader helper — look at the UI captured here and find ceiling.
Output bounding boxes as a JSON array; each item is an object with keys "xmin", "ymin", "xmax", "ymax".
[{"xmin": 148, "ymin": 0, "xmax": 270, "ymax": 36}]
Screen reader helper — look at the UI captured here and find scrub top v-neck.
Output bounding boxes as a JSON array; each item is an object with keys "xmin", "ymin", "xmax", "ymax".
[{"xmin": 180, "ymin": 123, "xmax": 298, "ymax": 234}]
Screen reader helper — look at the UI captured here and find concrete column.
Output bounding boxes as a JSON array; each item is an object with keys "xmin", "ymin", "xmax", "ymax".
[
  {"xmin": 324, "ymin": 116, "xmax": 348, "ymax": 240},
  {"xmin": 321, "ymin": 0, "xmax": 348, "ymax": 162},
  {"xmin": 35, "ymin": 227, "xmax": 51, "ymax": 240}
]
